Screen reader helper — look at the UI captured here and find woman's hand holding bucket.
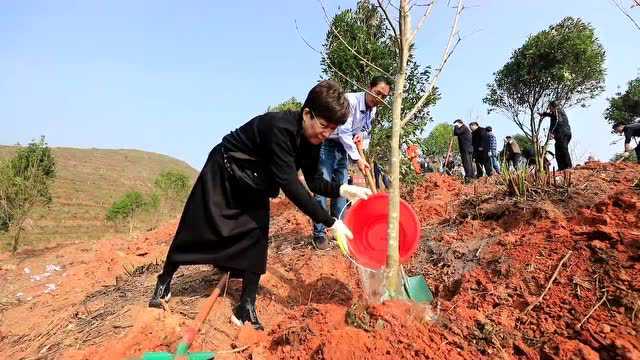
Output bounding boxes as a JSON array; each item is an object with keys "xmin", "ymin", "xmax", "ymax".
[
  {"xmin": 339, "ymin": 184, "xmax": 372, "ymax": 204},
  {"xmin": 330, "ymin": 219, "xmax": 353, "ymax": 256}
]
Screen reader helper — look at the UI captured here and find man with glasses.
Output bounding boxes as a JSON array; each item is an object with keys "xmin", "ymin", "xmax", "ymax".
[{"xmin": 312, "ymin": 76, "xmax": 392, "ymax": 250}]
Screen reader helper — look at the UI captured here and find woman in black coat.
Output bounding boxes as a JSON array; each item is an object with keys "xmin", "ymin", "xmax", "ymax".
[{"xmin": 148, "ymin": 80, "xmax": 371, "ymax": 330}]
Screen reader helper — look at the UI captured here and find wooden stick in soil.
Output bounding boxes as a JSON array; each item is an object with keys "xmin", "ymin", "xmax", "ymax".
[
  {"xmin": 181, "ymin": 272, "xmax": 230, "ymax": 350},
  {"xmin": 355, "ymin": 141, "xmax": 378, "ymax": 194},
  {"xmin": 443, "ymin": 137, "xmax": 454, "ymax": 171},
  {"xmin": 523, "ymin": 251, "xmax": 572, "ymax": 314},
  {"xmin": 577, "ymin": 292, "xmax": 607, "ymax": 329}
]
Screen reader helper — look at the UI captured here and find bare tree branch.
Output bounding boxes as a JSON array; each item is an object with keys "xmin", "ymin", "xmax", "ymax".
[
  {"xmin": 294, "ymin": 20, "xmax": 391, "ymax": 109},
  {"xmin": 317, "ymin": 0, "xmax": 393, "ymax": 78},
  {"xmin": 610, "ymin": 0, "xmax": 640, "ymax": 31},
  {"xmin": 386, "ymin": 0, "xmax": 401, "ymax": 11},
  {"xmin": 377, "ymin": 0, "xmax": 401, "ymax": 48},
  {"xmin": 401, "ymin": 0, "xmax": 464, "ymax": 126},
  {"xmin": 411, "ymin": 0, "xmax": 436, "ymax": 43}
]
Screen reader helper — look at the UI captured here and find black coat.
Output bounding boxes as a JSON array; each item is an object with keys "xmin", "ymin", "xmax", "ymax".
[
  {"xmin": 624, "ymin": 123, "xmax": 640, "ymax": 144},
  {"xmin": 454, "ymin": 125, "xmax": 473, "ymax": 152},
  {"xmin": 164, "ymin": 111, "xmax": 340, "ymax": 274},
  {"xmin": 544, "ymin": 108, "xmax": 572, "ymax": 137},
  {"xmin": 471, "ymin": 127, "xmax": 490, "ymax": 154}
]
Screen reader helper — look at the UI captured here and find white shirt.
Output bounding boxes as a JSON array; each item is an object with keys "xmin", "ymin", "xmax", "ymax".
[{"xmin": 328, "ymin": 92, "xmax": 377, "ymax": 161}]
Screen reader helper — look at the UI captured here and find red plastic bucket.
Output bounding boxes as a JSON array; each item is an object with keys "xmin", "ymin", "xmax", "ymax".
[{"xmin": 343, "ymin": 193, "xmax": 420, "ymax": 270}]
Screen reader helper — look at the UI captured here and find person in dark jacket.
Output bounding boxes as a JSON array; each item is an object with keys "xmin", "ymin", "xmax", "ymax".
[
  {"xmin": 373, "ymin": 161, "xmax": 391, "ymax": 190},
  {"xmin": 521, "ymin": 147, "xmax": 536, "ymax": 168},
  {"xmin": 469, "ymin": 122, "xmax": 493, "ymax": 177},
  {"xmin": 539, "ymin": 100, "xmax": 572, "ymax": 170},
  {"xmin": 148, "ymin": 80, "xmax": 372, "ymax": 330},
  {"xmin": 453, "ymin": 119, "xmax": 475, "ymax": 182},
  {"xmin": 503, "ymin": 136, "xmax": 522, "ymax": 169},
  {"xmin": 612, "ymin": 121, "xmax": 640, "ymax": 163}
]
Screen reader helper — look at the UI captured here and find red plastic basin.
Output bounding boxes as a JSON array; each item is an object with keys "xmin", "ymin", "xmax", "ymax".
[{"xmin": 343, "ymin": 192, "xmax": 420, "ymax": 270}]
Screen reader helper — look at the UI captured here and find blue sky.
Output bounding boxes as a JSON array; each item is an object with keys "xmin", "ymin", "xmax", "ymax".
[{"xmin": 2, "ymin": 1, "xmax": 639, "ymax": 169}]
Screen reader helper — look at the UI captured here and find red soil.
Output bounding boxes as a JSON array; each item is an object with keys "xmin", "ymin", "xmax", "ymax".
[{"xmin": 1, "ymin": 161, "xmax": 638, "ymax": 359}]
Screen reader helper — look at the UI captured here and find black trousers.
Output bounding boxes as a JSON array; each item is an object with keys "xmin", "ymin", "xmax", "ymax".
[
  {"xmin": 554, "ymin": 133, "xmax": 572, "ymax": 171},
  {"xmin": 474, "ymin": 152, "xmax": 493, "ymax": 177},
  {"xmin": 509, "ymin": 154, "xmax": 521, "ymax": 169},
  {"xmin": 374, "ymin": 163, "xmax": 391, "ymax": 189},
  {"xmin": 460, "ymin": 150, "xmax": 475, "ymax": 179},
  {"xmin": 635, "ymin": 145, "xmax": 640, "ymax": 164}
]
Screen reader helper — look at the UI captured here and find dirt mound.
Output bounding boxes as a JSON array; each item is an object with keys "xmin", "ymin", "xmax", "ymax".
[
  {"xmin": 255, "ymin": 301, "xmax": 478, "ymax": 359},
  {"xmin": 269, "ymin": 197, "xmax": 313, "ymax": 246},
  {"xmin": 406, "ymin": 163, "xmax": 640, "ymax": 358},
  {"xmin": 410, "ymin": 173, "xmax": 463, "ymax": 225}
]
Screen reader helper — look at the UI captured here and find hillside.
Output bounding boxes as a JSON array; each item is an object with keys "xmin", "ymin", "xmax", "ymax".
[{"xmin": 0, "ymin": 146, "xmax": 197, "ymax": 249}]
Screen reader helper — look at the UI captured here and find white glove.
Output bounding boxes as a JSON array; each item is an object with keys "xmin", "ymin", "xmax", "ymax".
[
  {"xmin": 339, "ymin": 184, "xmax": 372, "ymax": 203},
  {"xmin": 622, "ymin": 152, "xmax": 630, "ymax": 158},
  {"xmin": 330, "ymin": 219, "xmax": 353, "ymax": 255}
]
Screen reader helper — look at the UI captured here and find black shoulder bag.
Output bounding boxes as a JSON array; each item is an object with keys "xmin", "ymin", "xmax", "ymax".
[{"xmin": 222, "ymin": 149, "xmax": 269, "ymax": 191}]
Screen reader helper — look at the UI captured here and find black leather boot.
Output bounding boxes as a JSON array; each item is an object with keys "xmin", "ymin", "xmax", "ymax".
[
  {"xmin": 148, "ymin": 274, "xmax": 172, "ymax": 309},
  {"xmin": 230, "ymin": 271, "xmax": 263, "ymax": 330},
  {"xmin": 231, "ymin": 300, "xmax": 264, "ymax": 330}
]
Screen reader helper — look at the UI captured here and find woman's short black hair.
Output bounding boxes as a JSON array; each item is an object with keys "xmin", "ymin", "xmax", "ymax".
[{"xmin": 303, "ymin": 80, "xmax": 350, "ymax": 126}]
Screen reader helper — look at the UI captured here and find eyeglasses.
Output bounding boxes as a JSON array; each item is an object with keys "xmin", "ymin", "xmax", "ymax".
[
  {"xmin": 372, "ymin": 90, "xmax": 389, "ymax": 100},
  {"xmin": 310, "ymin": 110, "xmax": 333, "ymax": 130}
]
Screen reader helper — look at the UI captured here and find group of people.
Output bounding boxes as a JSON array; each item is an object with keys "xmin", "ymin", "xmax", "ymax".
[
  {"xmin": 452, "ymin": 101, "xmax": 577, "ymax": 182},
  {"xmin": 147, "ymin": 77, "xmax": 639, "ymax": 332}
]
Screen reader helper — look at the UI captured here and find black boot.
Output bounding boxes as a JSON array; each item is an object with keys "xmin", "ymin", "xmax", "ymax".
[
  {"xmin": 149, "ymin": 261, "xmax": 178, "ymax": 308},
  {"xmin": 230, "ymin": 271, "xmax": 263, "ymax": 330},
  {"xmin": 231, "ymin": 300, "xmax": 263, "ymax": 330}
]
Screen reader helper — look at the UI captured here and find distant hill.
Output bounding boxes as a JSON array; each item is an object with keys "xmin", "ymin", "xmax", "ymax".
[{"xmin": 0, "ymin": 146, "xmax": 197, "ymax": 248}]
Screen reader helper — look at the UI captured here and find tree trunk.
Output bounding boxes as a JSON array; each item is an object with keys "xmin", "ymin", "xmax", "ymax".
[
  {"xmin": 386, "ymin": 0, "xmax": 411, "ymax": 298},
  {"xmin": 11, "ymin": 205, "xmax": 33, "ymax": 254},
  {"xmin": 530, "ymin": 112, "xmax": 544, "ymax": 171},
  {"xmin": 12, "ymin": 225, "xmax": 23, "ymax": 254}
]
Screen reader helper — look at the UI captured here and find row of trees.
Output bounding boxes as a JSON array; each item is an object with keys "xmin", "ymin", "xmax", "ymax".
[
  {"xmin": 425, "ymin": 16, "xmax": 639, "ymax": 166},
  {"xmin": 0, "ymin": 137, "xmax": 56, "ymax": 253}
]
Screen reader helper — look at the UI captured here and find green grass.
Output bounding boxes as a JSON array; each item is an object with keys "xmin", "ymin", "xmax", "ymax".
[{"xmin": 0, "ymin": 146, "xmax": 197, "ymax": 250}]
